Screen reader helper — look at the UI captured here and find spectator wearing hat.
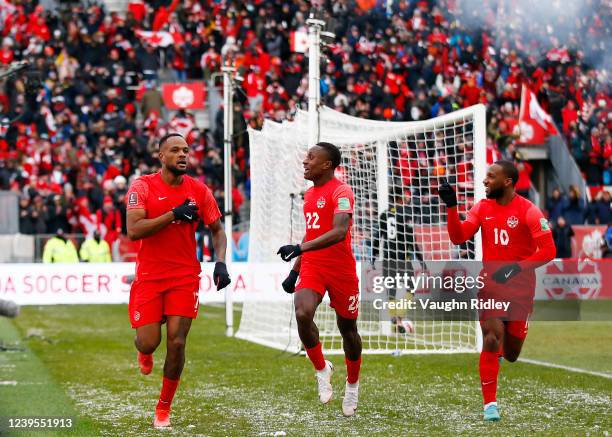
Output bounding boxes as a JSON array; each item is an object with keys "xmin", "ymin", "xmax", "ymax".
[
  {"xmin": 97, "ymin": 195, "xmax": 122, "ymax": 248},
  {"xmin": 42, "ymin": 228, "xmax": 79, "ymax": 263},
  {"xmin": 80, "ymin": 230, "xmax": 112, "ymax": 262}
]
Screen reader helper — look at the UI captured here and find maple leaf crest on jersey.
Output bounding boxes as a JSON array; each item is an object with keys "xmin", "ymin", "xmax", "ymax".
[{"xmin": 507, "ymin": 216, "xmax": 519, "ymax": 228}]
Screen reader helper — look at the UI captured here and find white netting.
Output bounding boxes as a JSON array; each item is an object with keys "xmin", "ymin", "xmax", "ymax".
[{"xmin": 236, "ymin": 105, "xmax": 486, "ymax": 354}]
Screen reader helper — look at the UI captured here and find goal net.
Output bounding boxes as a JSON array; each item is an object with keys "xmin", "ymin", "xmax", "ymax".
[{"xmin": 236, "ymin": 105, "xmax": 486, "ymax": 354}]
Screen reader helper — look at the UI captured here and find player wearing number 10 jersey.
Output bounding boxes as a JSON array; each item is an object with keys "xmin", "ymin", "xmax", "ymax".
[
  {"xmin": 277, "ymin": 142, "xmax": 362, "ymax": 417},
  {"xmin": 438, "ymin": 160, "xmax": 556, "ymax": 422}
]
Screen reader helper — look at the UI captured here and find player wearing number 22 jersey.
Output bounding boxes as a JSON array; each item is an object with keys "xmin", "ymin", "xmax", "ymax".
[
  {"xmin": 438, "ymin": 160, "xmax": 556, "ymax": 422},
  {"xmin": 277, "ymin": 142, "xmax": 361, "ymax": 417},
  {"xmin": 299, "ymin": 177, "xmax": 358, "ymax": 308}
]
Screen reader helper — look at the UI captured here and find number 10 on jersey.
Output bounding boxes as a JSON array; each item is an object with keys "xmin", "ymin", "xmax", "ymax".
[{"xmin": 494, "ymin": 228, "xmax": 509, "ymax": 246}]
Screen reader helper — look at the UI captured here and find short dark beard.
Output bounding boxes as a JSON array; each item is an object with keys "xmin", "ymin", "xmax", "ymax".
[
  {"xmin": 486, "ymin": 187, "xmax": 504, "ymax": 199},
  {"xmin": 167, "ymin": 165, "xmax": 187, "ymax": 176}
]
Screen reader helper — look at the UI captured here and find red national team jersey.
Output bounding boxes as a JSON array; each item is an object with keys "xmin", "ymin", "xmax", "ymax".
[
  {"xmin": 302, "ymin": 177, "xmax": 356, "ymax": 269},
  {"xmin": 126, "ymin": 172, "xmax": 221, "ymax": 281},
  {"xmin": 465, "ymin": 194, "xmax": 552, "ymax": 262}
]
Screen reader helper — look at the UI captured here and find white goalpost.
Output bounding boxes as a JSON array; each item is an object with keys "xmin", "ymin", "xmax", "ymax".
[{"xmin": 236, "ymin": 104, "xmax": 487, "ymax": 354}]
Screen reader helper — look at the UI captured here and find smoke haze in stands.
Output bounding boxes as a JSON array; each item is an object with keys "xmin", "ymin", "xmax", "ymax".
[{"xmin": 456, "ymin": 0, "xmax": 610, "ymax": 70}]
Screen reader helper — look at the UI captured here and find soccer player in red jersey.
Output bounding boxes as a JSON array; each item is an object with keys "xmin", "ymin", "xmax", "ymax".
[
  {"xmin": 438, "ymin": 160, "xmax": 556, "ymax": 422},
  {"xmin": 277, "ymin": 142, "xmax": 362, "ymax": 417},
  {"xmin": 126, "ymin": 133, "xmax": 231, "ymax": 428}
]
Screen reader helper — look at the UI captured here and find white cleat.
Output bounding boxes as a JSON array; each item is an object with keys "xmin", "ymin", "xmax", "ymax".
[
  {"xmin": 342, "ymin": 380, "xmax": 359, "ymax": 417},
  {"xmin": 316, "ymin": 360, "xmax": 334, "ymax": 404}
]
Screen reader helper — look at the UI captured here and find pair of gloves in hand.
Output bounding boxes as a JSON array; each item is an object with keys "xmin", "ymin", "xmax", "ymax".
[
  {"xmin": 172, "ymin": 199, "xmax": 231, "ymax": 290},
  {"xmin": 277, "ymin": 245, "xmax": 302, "ymax": 293}
]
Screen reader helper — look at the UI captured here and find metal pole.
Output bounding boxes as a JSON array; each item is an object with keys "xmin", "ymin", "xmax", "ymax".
[
  {"xmin": 307, "ymin": 17, "xmax": 325, "ymax": 148},
  {"xmin": 221, "ymin": 65, "xmax": 235, "ymax": 337}
]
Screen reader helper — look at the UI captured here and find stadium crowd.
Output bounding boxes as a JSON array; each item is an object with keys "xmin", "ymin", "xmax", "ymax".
[{"xmin": 0, "ymin": 0, "xmax": 609, "ymax": 258}]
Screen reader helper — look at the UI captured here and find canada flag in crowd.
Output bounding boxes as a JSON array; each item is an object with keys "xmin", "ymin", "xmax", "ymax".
[
  {"xmin": 518, "ymin": 84, "xmax": 559, "ymax": 145},
  {"xmin": 135, "ymin": 30, "xmax": 181, "ymax": 48},
  {"xmin": 290, "ymin": 30, "xmax": 309, "ymax": 53},
  {"xmin": 162, "ymin": 83, "xmax": 205, "ymax": 110}
]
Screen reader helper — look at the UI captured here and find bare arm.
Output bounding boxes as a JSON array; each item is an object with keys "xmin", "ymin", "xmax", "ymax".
[
  {"xmin": 300, "ymin": 213, "xmax": 351, "ymax": 253},
  {"xmin": 126, "ymin": 208, "xmax": 175, "ymax": 241},
  {"xmin": 208, "ymin": 218, "xmax": 227, "ymax": 263}
]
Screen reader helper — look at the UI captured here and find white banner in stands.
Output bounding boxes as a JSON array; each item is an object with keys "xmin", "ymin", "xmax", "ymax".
[
  {"xmin": 0, "ymin": 263, "xmax": 291, "ymax": 305},
  {"xmin": 1, "ymin": 260, "xmax": 609, "ymax": 305}
]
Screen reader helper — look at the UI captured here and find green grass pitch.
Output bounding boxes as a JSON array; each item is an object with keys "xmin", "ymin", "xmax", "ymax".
[{"xmin": 0, "ymin": 305, "xmax": 610, "ymax": 436}]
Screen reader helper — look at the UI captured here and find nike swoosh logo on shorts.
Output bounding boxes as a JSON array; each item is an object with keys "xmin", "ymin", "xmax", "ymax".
[
  {"xmin": 184, "ymin": 214, "xmax": 192, "ymax": 220},
  {"xmin": 158, "ymin": 196, "xmax": 167, "ymax": 200},
  {"xmin": 485, "ymin": 216, "xmax": 494, "ymax": 220},
  {"xmin": 504, "ymin": 270, "xmax": 513, "ymax": 278}
]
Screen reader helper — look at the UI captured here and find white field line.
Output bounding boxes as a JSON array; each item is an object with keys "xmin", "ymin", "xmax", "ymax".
[{"xmin": 519, "ymin": 358, "xmax": 612, "ymax": 379}]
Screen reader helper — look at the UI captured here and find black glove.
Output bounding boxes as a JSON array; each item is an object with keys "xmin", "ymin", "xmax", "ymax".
[
  {"xmin": 282, "ymin": 270, "xmax": 299, "ymax": 294},
  {"xmin": 213, "ymin": 261, "xmax": 231, "ymax": 290},
  {"xmin": 437, "ymin": 179, "xmax": 457, "ymax": 208},
  {"xmin": 491, "ymin": 263, "xmax": 522, "ymax": 284},
  {"xmin": 277, "ymin": 244, "xmax": 302, "ymax": 262},
  {"xmin": 172, "ymin": 198, "xmax": 199, "ymax": 222}
]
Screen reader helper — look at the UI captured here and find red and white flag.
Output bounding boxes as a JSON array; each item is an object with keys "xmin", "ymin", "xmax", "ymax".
[
  {"xmin": 290, "ymin": 30, "xmax": 309, "ymax": 53},
  {"xmin": 135, "ymin": 30, "xmax": 178, "ymax": 48},
  {"xmin": 40, "ymin": 106, "xmax": 56, "ymax": 136},
  {"xmin": 162, "ymin": 82, "xmax": 205, "ymax": 110},
  {"xmin": 518, "ymin": 84, "xmax": 558, "ymax": 145},
  {"xmin": 546, "ymin": 47, "xmax": 570, "ymax": 64}
]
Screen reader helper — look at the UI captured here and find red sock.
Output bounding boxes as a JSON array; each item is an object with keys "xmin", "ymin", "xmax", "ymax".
[
  {"xmin": 305, "ymin": 343, "xmax": 326, "ymax": 371},
  {"xmin": 479, "ymin": 351, "xmax": 499, "ymax": 405},
  {"xmin": 157, "ymin": 377, "xmax": 180, "ymax": 411},
  {"xmin": 345, "ymin": 356, "xmax": 361, "ymax": 384}
]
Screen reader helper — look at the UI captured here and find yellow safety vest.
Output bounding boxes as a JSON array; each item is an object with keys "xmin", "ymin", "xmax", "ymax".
[
  {"xmin": 42, "ymin": 237, "xmax": 80, "ymax": 263},
  {"xmin": 79, "ymin": 238, "xmax": 112, "ymax": 263}
]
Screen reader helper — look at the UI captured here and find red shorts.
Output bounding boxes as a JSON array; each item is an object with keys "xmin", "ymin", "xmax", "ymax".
[
  {"xmin": 129, "ymin": 276, "xmax": 200, "ymax": 328},
  {"xmin": 479, "ymin": 318, "xmax": 530, "ymax": 340},
  {"xmin": 478, "ymin": 289, "xmax": 532, "ymax": 340},
  {"xmin": 296, "ymin": 265, "xmax": 359, "ymax": 319}
]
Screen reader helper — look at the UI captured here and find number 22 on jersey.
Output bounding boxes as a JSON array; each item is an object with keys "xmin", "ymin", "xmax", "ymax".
[{"xmin": 306, "ymin": 212, "xmax": 320, "ymax": 229}]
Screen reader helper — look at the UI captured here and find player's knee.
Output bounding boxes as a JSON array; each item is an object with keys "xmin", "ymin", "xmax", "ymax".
[
  {"xmin": 483, "ymin": 331, "xmax": 500, "ymax": 351},
  {"xmin": 137, "ymin": 343, "xmax": 157, "ymax": 354},
  {"xmin": 504, "ymin": 351, "xmax": 519, "ymax": 362},
  {"xmin": 167, "ymin": 335, "xmax": 186, "ymax": 352},
  {"xmin": 294, "ymin": 306, "xmax": 315, "ymax": 326},
  {"xmin": 338, "ymin": 322, "xmax": 358, "ymax": 338},
  {"xmin": 135, "ymin": 335, "xmax": 161, "ymax": 354}
]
